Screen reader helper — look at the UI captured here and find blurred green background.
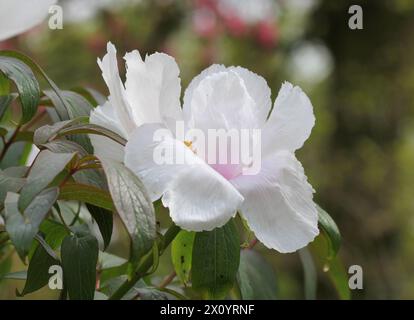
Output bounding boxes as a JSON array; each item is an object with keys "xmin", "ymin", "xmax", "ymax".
[{"xmin": 1, "ymin": 0, "xmax": 414, "ymax": 299}]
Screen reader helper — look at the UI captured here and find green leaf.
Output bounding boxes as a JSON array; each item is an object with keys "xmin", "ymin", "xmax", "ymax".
[
  {"xmin": 41, "ymin": 139, "xmax": 88, "ymax": 156},
  {"xmin": 4, "ymin": 188, "xmax": 58, "ymax": 259},
  {"xmin": 100, "ymin": 263, "xmax": 129, "ymax": 285},
  {"xmin": 73, "ymin": 168, "xmax": 106, "ymax": 190},
  {"xmin": 2, "ymin": 165, "xmax": 28, "ymax": 177},
  {"xmin": 0, "ymin": 166, "xmax": 27, "ymax": 202},
  {"xmin": 58, "ymin": 183, "xmax": 114, "ymax": 211},
  {"xmin": 61, "ymin": 91, "xmax": 94, "ymax": 119},
  {"xmin": 44, "ymin": 90, "xmax": 94, "ymax": 153},
  {"xmin": 192, "ymin": 220, "xmax": 240, "ymax": 299},
  {"xmin": 19, "ymin": 150, "xmax": 76, "ymax": 210},
  {"xmin": 0, "ymin": 140, "xmax": 30, "ymax": 169},
  {"xmin": 61, "ymin": 232, "xmax": 99, "ymax": 300},
  {"xmin": 71, "ymin": 87, "xmax": 106, "ymax": 107},
  {"xmin": 318, "ymin": 205, "xmax": 341, "ymax": 261},
  {"xmin": 34, "ymin": 233, "xmax": 59, "ymax": 260},
  {"xmin": 58, "ymin": 123, "xmax": 126, "ymax": 146},
  {"xmin": 0, "ymin": 72, "xmax": 9, "ymax": 95},
  {"xmin": 0, "ymin": 56, "xmax": 40, "ymax": 123},
  {"xmin": 33, "ymin": 117, "xmax": 88, "ymax": 145},
  {"xmin": 99, "ymin": 252, "xmax": 128, "ymax": 284},
  {"xmin": 171, "ymin": 230, "xmax": 195, "ymax": 285},
  {"xmin": 0, "ymin": 51, "xmax": 71, "ymax": 121},
  {"xmin": 39, "ymin": 90, "xmax": 95, "ymax": 154},
  {"xmin": 310, "ymin": 234, "xmax": 350, "ymax": 300},
  {"xmin": 87, "ymin": 204, "xmax": 113, "ymax": 250},
  {"xmin": 0, "ymin": 94, "xmax": 16, "ymax": 121},
  {"xmin": 101, "ymin": 159, "xmax": 156, "ymax": 264},
  {"xmin": 100, "ymin": 278, "xmax": 176, "ymax": 300},
  {"xmin": 20, "ymin": 240, "xmax": 60, "ymax": 296},
  {"xmin": 237, "ymin": 250, "xmax": 278, "ymax": 300},
  {"xmin": 39, "ymin": 219, "xmax": 69, "ymax": 249}
]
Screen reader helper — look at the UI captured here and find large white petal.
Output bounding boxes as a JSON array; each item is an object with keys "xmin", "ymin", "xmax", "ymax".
[
  {"xmin": 183, "ymin": 64, "xmax": 268, "ymax": 130},
  {"xmin": 162, "ymin": 163, "xmax": 244, "ymax": 231},
  {"xmin": 184, "ymin": 70, "xmax": 258, "ymax": 132},
  {"xmin": 89, "ymin": 101, "xmax": 126, "ymax": 162},
  {"xmin": 231, "ymin": 151, "xmax": 319, "ymax": 253},
  {"xmin": 263, "ymin": 82, "xmax": 315, "ymax": 155},
  {"xmin": 0, "ymin": 0, "xmax": 56, "ymax": 41},
  {"xmin": 228, "ymin": 66, "xmax": 271, "ymax": 127},
  {"xmin": 98, "ymin": 42, "xmax": 136, "ymax": 134},
  {"xmin": 124, "ymin": 51, "xmax": 182, "ymax": 128},
  {"xmin": 124, "ymin": 123, "xmax": 244, "ymax": 231},
  {"xmin": 183, "ymin": 64, "xmax": 226, "ymax": 123}
]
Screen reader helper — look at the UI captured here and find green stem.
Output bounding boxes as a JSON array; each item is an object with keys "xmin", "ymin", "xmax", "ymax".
[
  {"xmin": 109, "ymin": 225, "xmax": 180, "ymax": 300},
  {"xmin": 54, "ymin": 204, "xmax": 72, "ymax": 234},
  {"xmin": 69, "ymin": 202, "xmax": 82, "ymax": 226}
]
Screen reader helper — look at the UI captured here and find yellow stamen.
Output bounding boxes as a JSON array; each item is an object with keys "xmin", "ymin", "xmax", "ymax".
[
  {"xmin": 184, "ymin": 140, "xmax": 193, "ymax": 148},
  {"xmin": 184, "ymin": 140, "xmax": 196, "ymax": 154}
]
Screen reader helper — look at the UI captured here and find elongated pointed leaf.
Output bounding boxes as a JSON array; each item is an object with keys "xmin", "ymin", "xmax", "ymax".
[
  {"xmin": 0, "ymin": 56, "xmax": 40, "ymax": 123},
  {"xmin": 43, "ymin": 90, "xmax": 95, "ymax": 153},
  {"xmin": 0, "ymin": 140, "xmax": 30, "ymax": 169},
  {"xmin": 0, "ymin": 51, "xmax": 70, "ymax": 120},
  {"xmin": 73, "ymin": 168, "xmax": 106, "ymax": 190},
  {"xmin": 192, "ymin": 220, "xmax": 240, "ymax": 299},
  {"xmin": 41, "ymin": 139, "xmax": 88, "ymax": 156},
  {"xmin": 237, "ymin": 250, "xmax": 278, "ymax": 300},
  {"xmin": 0, "ymin": 72, "xmax": 9, "ymax": 95},
  {"xmin": 0, "ymin": 93, "xmax": 16, "ymax": 121},
  {"xmin": 101, "ymin": 159, "xmax": 155, "ymax": 264},
  {"xmin": 59, "ymin": 183, "xmax": 114, "ymax": 211},
  {"xmin": 310, "ymin": 234, "xmax": 350, "ymax": 300},
  {"xmin": 33, "ymin": 117, "xmax": 88, "ymax": 145},
  {"xmin": 86, "ymin": 204, "xmax": 113, "ymax": 250},
  {"xmin": 43, "ymin": 90, "xmax": 93, "ymax": 120},
  {"xmin": 171, "ymin": 230, "xmax": 195, "ymax": 285},
  {"xmin": 4, "ymin": 188, "xmax": 58, "ymax": 259},
  {"xmin": 318, "ymin": 205, "xmax": 341, "ymax": 260},
  {"xmin": 0, "ymin": 167, "xmax": 27, "ymax": 202},
  {"xmin": 72, "ymin": 87, "xmax": 106, "ymax": 107},
  {"xmin": 20, "ymin": 240, "xmax": 60, "ymax": 296},
  {"xmin": 58, "ymin": 123, "xmax": 126, "ymax": 146},
  {"xmin": 39, "ymin": 219, "xmax": 69, "ymax": 249},
  {"xmin": 61, "ymin": 232, "xmax": 99, "ymax": 300},
  {"xmin": 19, "ymin": 150, "xmax": 76, "ymax": 210}
]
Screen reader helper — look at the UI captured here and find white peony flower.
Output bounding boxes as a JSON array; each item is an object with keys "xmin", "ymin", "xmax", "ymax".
[
  {"xmin": 91, "ymin": 43, "xmax": 319, "ymax": 253},
  {"xmin": 0, "ymin": 0, "xmax": 57, "ymax": 41}
]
